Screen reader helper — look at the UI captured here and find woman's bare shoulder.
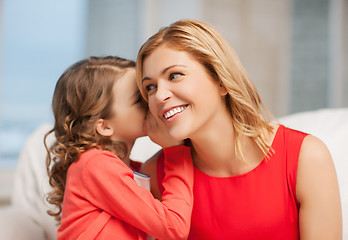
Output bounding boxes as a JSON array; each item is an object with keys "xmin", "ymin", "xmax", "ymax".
[{"xmin": 296, "ymin": 135, "xmax": 342, "ymax": 239}]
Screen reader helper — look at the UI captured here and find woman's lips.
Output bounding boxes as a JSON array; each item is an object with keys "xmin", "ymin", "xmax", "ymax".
[{"xmin": 163, "ymin": 105, "xmax": 188, "ymax": 120}]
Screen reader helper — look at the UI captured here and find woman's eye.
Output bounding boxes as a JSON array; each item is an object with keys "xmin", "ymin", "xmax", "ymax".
[
  {"xmin": 145, "ymin": 84, "xmax": 156, "ymax": 93},
  {"xmin": 169, "ymin": 73, "xmax": 182, "ymax": 80}
]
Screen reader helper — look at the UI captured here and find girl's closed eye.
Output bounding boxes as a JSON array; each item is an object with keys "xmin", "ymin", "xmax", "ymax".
[{"xmin": 134, "ymin": 94, "xmax": 143, "ymax": 104}]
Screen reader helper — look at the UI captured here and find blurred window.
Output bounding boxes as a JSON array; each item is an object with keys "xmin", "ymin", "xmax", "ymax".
[{"xmin": 0, "ymin": 0, "xmax": 88, "ymax": 168}]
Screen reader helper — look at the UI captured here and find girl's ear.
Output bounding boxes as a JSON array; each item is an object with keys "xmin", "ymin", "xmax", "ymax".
[{"xmin": 95, "ymin": 119, "xmax": 114, "ymax": 137}]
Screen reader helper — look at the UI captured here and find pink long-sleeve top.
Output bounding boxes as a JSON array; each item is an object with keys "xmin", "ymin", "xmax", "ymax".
[{"xmin": 57, "ymin": 145, "xmax": 193, "ymax": 240}]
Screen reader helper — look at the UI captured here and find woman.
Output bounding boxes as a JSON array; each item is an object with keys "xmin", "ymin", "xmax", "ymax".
[{"xmin": 137, "ymin": 19, "xmax": 342, "ymax": 239}]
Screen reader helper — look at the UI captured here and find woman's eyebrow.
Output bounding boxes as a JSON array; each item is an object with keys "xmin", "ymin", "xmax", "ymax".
[
  {"xmin": 161, "ymin": 65, "xmax": 186, "ymax": 75},
  {"xmin": 142, "ymin": 64, "xmax": 186, "ymax": 84}
]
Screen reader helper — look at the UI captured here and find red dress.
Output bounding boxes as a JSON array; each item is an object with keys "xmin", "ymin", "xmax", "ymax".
[{"xmin": 157, "ymin": 125, "xmax": 307, "ymax": 240}]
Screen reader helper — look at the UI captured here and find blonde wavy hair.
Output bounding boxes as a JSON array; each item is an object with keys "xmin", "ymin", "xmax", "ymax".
[
  {"xmin": 44, "ymin": 56, "xmax": 135, "ymax": 222},
  {"xmin": 136, "ymin": 19, "xmax": 274, "ymax": 163}
]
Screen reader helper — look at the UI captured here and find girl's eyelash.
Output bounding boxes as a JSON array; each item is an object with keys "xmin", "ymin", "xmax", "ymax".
[
  {"xmin": 135, "ymin": 96, "xmax": 142, "ymax": 103},
  {"xmin": 133, "ymin": 92, "xmax": 145, "ymax": 104}
]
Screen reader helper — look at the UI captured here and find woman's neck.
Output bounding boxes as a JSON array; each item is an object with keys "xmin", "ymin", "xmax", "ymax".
[
  {"xmin": 189, "ymin": 107, "xmax": 235, "ymax": 176},
  {"xmin": 189, "ymin": 112, "xmax": 267, "ymax": 177}
]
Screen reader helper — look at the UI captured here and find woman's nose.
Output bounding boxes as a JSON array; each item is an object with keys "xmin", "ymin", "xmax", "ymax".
[{"xmin": 155, "ymin": 82, "xmax": 171, "ymax": 103}]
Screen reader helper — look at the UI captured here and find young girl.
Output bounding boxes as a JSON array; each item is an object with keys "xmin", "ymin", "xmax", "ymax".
[
  {"xmin": 137, "ymin": 19, "xmax": 342, "ymax": 239},
  {"xmin": 45, "ymin": 56, "xmax": 193, "ymax": 240}
]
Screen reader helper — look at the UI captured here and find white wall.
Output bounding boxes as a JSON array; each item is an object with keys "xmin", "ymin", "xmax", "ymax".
[
  {"xmin": 200, "ymin": 0, "xmax": 292, "ymax": 117},
  {"xmin": 328, "ymin": 0, "xmax": 348, "ymax": 107}
]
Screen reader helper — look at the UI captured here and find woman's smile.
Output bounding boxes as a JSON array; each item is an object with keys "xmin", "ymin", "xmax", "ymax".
[{"xmin": 162, "ymin": 104, "xmax": 188, "ymax": 121}]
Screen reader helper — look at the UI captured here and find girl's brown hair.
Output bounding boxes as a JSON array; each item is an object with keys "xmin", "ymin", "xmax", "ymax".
[
  {"xmin": 44, "ymin": 56, "xmax": 135, "ymax": 222},
  {"xmin": 136, "ymin": 19, "xmax": 274, "ymax": 163}
]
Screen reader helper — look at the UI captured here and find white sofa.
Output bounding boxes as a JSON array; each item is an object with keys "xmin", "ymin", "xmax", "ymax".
[{"xmin": 0, "ymin": 108, "xmax": 347, "ymax": 239}]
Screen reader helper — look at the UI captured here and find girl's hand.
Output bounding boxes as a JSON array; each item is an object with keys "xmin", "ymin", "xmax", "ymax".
[{"xmin": 144, "ymin": 110, "xmax": 184, "ymax": 148}]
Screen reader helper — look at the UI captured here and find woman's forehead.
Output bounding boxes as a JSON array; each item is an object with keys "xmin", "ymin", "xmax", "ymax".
[{"xmin": 143, "ymin": 46, "xmax": 195, "ymax": 73}]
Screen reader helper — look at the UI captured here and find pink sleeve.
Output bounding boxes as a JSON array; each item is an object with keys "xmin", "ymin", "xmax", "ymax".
[{"xmin": 82, "ymin": 145, "xmax": 193, "ymax": 240}]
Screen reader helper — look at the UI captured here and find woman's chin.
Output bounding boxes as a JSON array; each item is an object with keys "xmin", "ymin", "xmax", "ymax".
[{"xmin": 168, "ymin": 128, "xmax": 190, "ymax": 142}]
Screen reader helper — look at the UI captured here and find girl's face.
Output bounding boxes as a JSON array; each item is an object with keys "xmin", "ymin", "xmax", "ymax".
[
  {"xmin": 108, "ymin": 68, "xmax": 146, "ymax": 144},
  {"xmin": 141, "ymin": 45, "xmax": 228, "ymax": 141}
]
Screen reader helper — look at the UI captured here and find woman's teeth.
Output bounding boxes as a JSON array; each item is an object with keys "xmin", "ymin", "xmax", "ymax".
[{"xmin": 164, "ymin": 106, "xmax": 186, "ymax": 119}]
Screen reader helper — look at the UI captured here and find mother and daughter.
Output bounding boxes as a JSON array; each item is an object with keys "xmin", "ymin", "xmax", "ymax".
[{"xmin": 46, "ymin": 19, "xmax": 342, "ymax": 239}]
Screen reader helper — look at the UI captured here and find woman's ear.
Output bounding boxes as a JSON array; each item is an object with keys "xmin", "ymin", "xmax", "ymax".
[
  {"xmin": 95, "ymin": 119, "xmax": 114, "ymax": 137},
  {"xmin": 219, "ymin": 83, "xmax": 228, "ymax": 96}
]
